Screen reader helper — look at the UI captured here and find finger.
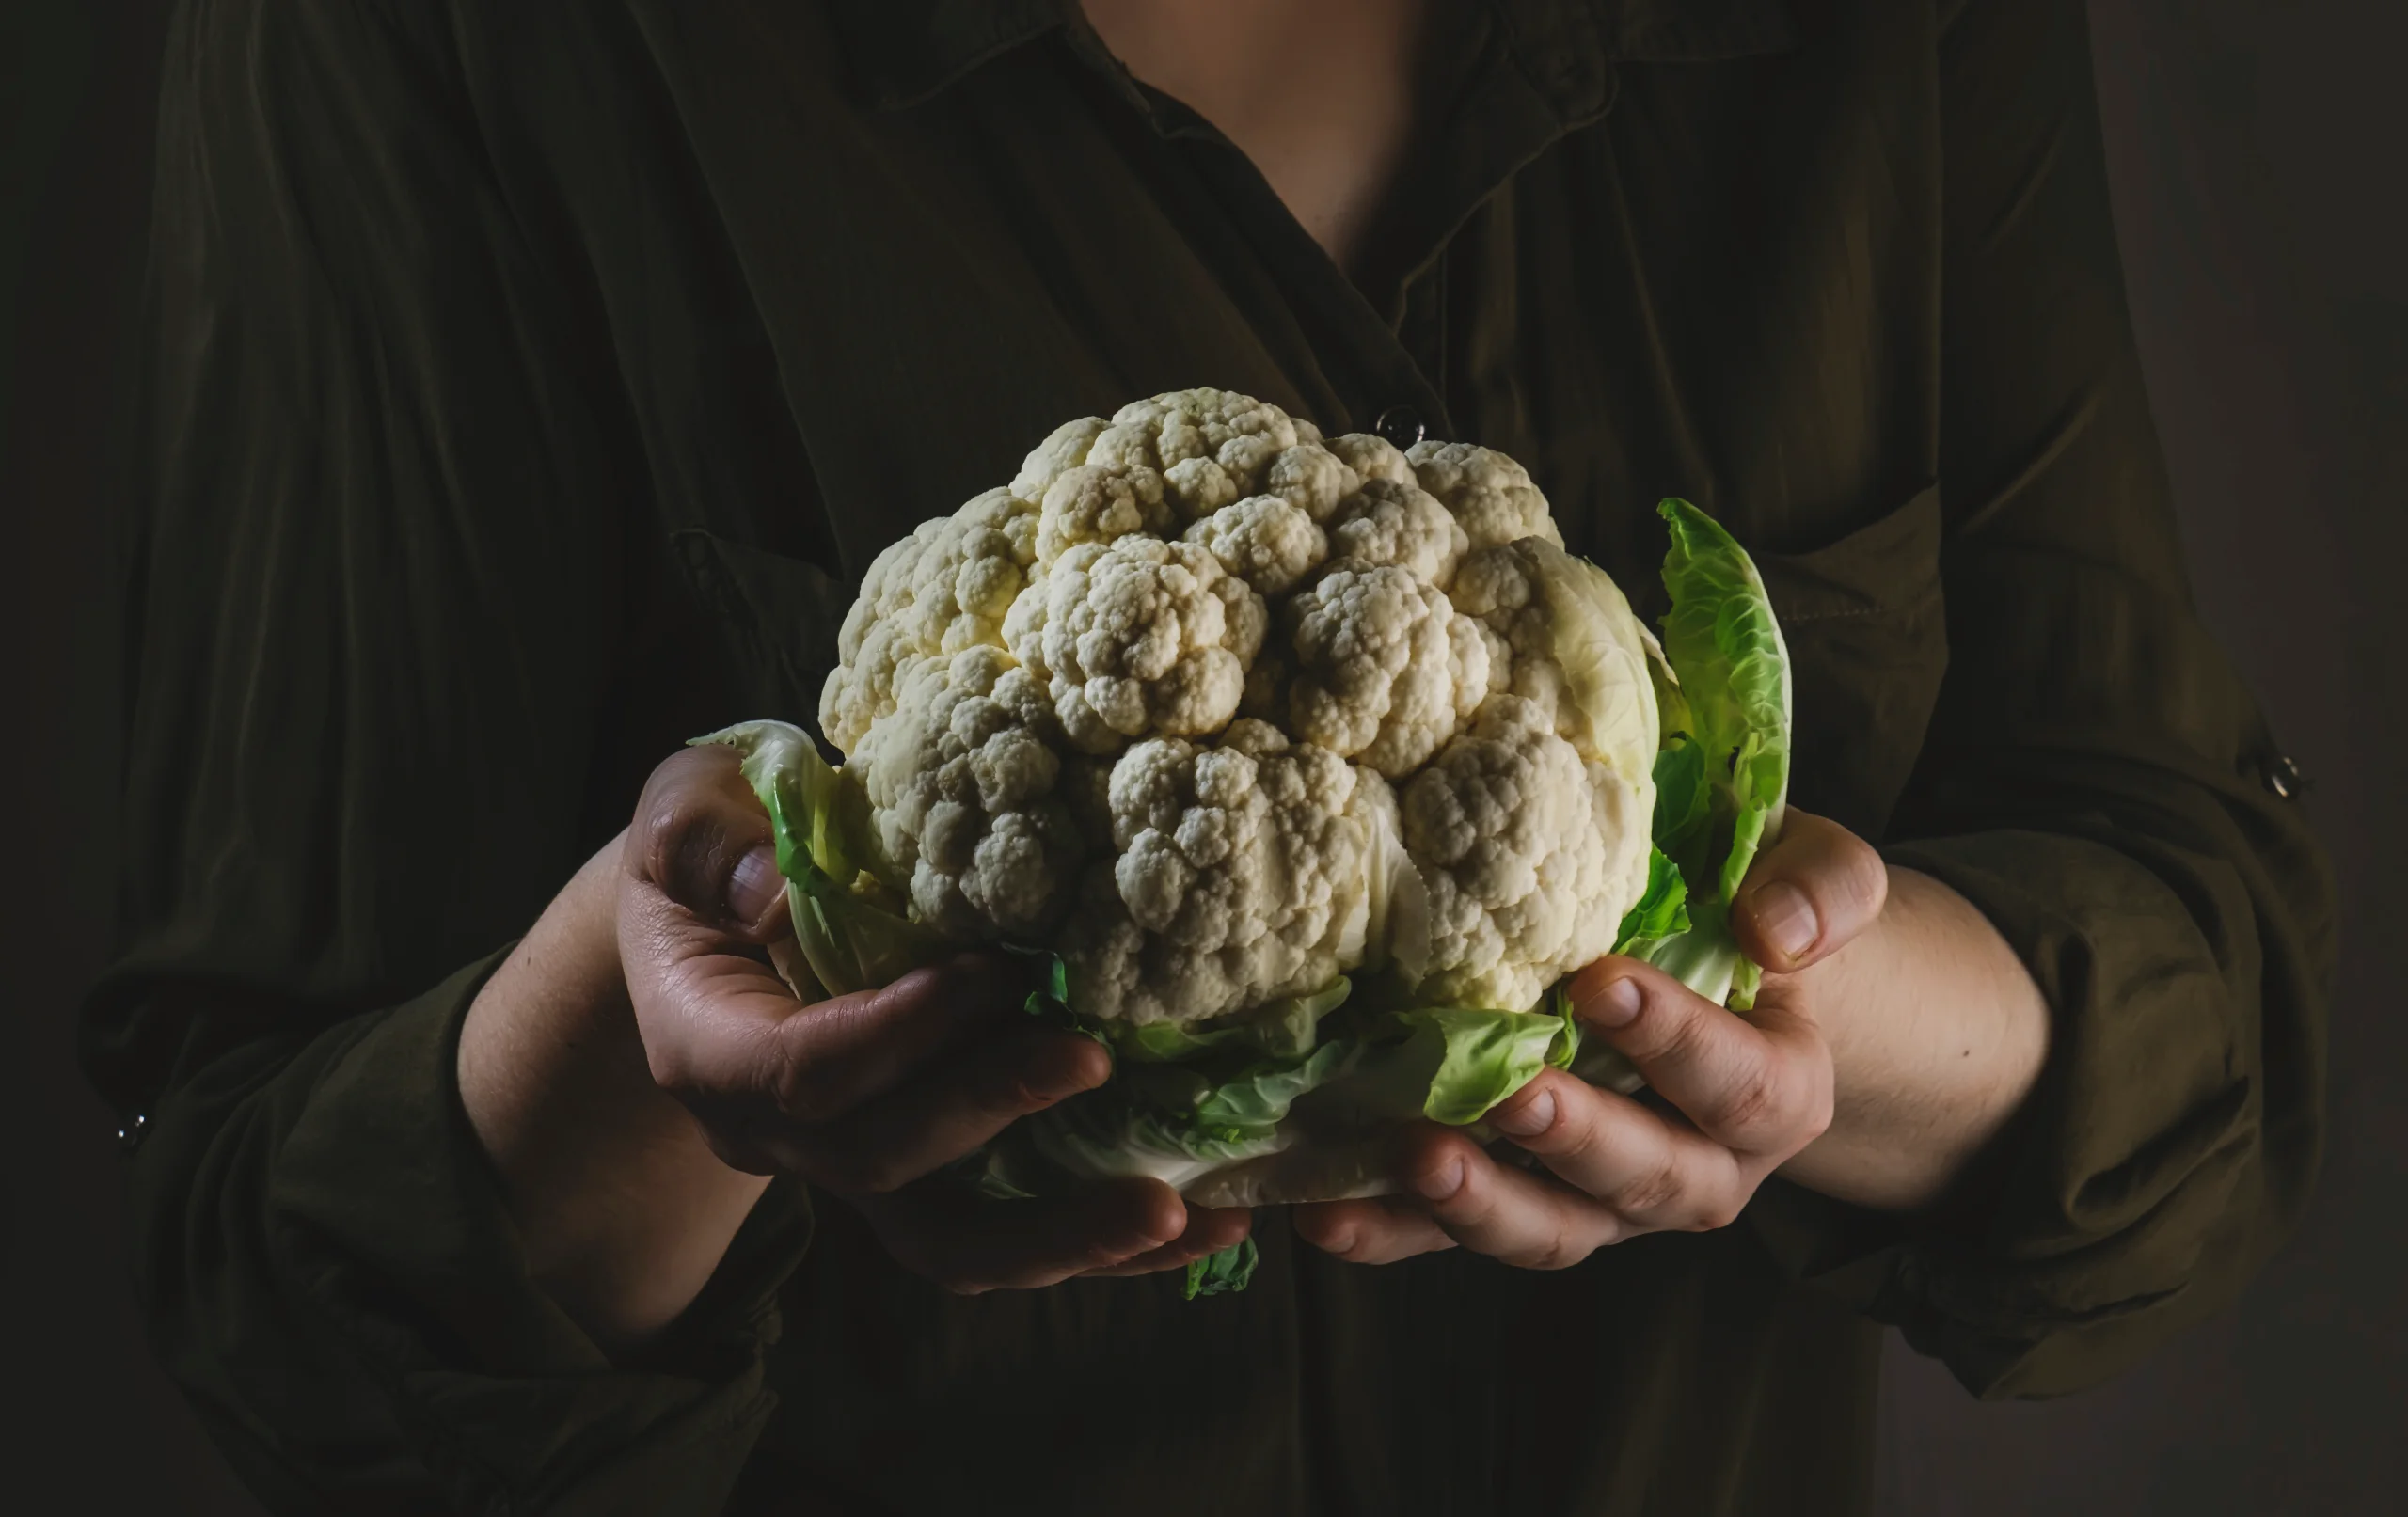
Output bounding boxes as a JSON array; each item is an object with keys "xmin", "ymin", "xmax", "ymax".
[
  {"xmin": 780, "ymin": 1021, "xmax": 1110, "ymax": 1193},
  {"xmin": 855, "ymin": 1177, "xmax": 1189, "ymax": 1295},
  {"xmin": 627, "ymin": 743, "xmax": 792, "ymax": 940},
  {"xmin": 642, "ymin": 952, "xmax": 1026, "ymax": 1129},
  {"xmin": 1393, "ymin": 1126, "xmax": 1622, "ymax": 1269},
  {"xmin": 1561, "ymin": 960, "xmax": 1832, "ymax": 1158},
  {"xmin": 1728, "ymin": 808, "xmax": 1887, "ymax": 973},
  {"xmin": 1082, "ymin": 1206, "xmax": 1256, "ymax": 1278},
  {"xmin": 1291, "ymin": 1193, "xmax": 1456, "ymax": 1266},
  {"xmin": 1487, "ymin": 1069, "xmax": 1751, "ymax": 1231}
]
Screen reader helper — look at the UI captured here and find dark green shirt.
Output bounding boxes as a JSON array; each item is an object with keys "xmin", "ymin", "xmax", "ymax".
[{"xmin": 84, "ymin": 1, "xmax": 2333, "ymax": 1512}]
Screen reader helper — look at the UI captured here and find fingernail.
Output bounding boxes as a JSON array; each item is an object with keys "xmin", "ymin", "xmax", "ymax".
[
  {"xmin": 1416, "ymin": 1155, "xmax": 1465, "ymax": 1201},
  {"xmin": 1582, "ymin": 976, "xmax": 1644, "ymax": 1028},
  {"xmin": 1492, "ymin": 1088, "xmax": 1556, "ymax": 1137},
  {"xmin": 727, "ymin": 845, "xmax": 784, "ymax": 924},
  {"xmin": 1750, "ymin": 879, "xmax": 1820, "ymax": 961}
]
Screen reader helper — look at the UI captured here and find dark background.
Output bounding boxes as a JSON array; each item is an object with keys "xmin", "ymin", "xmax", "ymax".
[{"xmin": 5, "ymin": 3, "xmax": 2400, "ymax": 1512}]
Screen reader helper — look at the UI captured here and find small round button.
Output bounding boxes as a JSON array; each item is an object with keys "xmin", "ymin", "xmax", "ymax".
[
  {"xmin": 1373, "ymin": 405, "xmax": 1425, "ymax": 450},
  {"xmin": 2261, "ymin": 754, "xmax": 2304, "ymax": 800},
  {"xmin": 117, "ymin": 1113, "xmax": 148, "ymax": 1151}
]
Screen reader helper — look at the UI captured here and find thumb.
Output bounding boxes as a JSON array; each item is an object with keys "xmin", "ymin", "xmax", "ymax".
[
  {"xmin": 1728, "ymin": 809, "xmax": 1888, "ymax": 974},
  {"xmin": 628, "ymin": 744, "xmax": 792, "ymax": 942}
]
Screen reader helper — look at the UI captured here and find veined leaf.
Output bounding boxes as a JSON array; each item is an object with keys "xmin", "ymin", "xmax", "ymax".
[
  {"xmin": 1637, "ymin": 501, "xmax": 1794, "ymax": 1009},
  {"xmin": 1183, "ymin": 1239, "xmax": 1259, "ymax": 1300},
  {"xmin": 693, "ymin": 720, "xmax": 948, "ymax": 999}
]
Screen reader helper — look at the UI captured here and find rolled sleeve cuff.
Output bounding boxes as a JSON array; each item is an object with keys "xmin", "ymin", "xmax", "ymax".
[
  {"xmin": 265, "ymin": 950, "xmax": 816, "ymax": 1512},
  {"xmin": 1750, "ymin": 827, "xmax": 2267, "ymax": 1398}
]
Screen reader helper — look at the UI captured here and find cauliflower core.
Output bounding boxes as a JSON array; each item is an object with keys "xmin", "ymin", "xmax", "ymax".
[{"xmin": 820, "ymin": 387, "xmax": 1658, "ymax": 1028}]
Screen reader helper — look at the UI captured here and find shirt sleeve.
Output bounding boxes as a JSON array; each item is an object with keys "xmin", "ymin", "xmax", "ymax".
[
  {"xmin": 1751, "ymin": 0, "xmax": 2333, "ymax": 1399},
  {"xmin": 81, "ymin": 1, "xmax": 812, "ymax": 1508}
]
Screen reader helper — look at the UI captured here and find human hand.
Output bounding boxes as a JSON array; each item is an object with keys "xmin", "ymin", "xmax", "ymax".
[
  {"xmin": 1291, "ymin": 810, "xmax": 1886, "ymax": 1267},
  {"xmin": 620, "ymin": 744, "xmax": 1249, "ymax": 1292}
]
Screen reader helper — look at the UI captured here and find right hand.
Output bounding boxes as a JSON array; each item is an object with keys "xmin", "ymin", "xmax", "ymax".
[{"xmin": 618, "ymin": 744, "xmax": 1251, "ymax": 1293}]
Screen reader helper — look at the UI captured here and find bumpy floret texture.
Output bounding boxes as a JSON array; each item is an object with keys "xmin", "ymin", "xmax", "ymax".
[
  {"xmin": 851, "ymin": 646, "xmax": 1091, "ymax": 939},
  {"xmin": 821, "ymin": 489, "xmax": 1038, "ymax": 753},
  {"xmin": 1407, "ymin": 440, "xmax": 1566, "ymax": 551},
  {"xmin": 1402, "ymin": 697, "xmax": 1655, "ymax": 1013},
  {"xmin": 1063, "ymin": 721, "xmax": 1386, "ymax": 1027},
  {"xmin": 1182, "ymin": 495, "xmax": 1328, "ymax": 597},
  {"xmin": 1007, "ymin": 536, "xmax": 1268, "ymax": 754},
  {"xmin": 819, "ymin": 387, "xmax": 1658, "ymax": 1020},
  {"xmin": 1287, "ymin": 564, "xmax": 1496, "ymax": 778},
  {"xmin": 1449, "ymin": 538, "xmax": 1658, "ymax": 787}
]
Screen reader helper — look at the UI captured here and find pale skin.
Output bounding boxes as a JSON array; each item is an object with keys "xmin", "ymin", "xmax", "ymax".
[{"xmin": 457, "ymin": 0, "xmax": 2052, "ymax": 1348}]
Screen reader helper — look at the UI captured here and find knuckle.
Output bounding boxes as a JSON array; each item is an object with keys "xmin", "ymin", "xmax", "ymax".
[
  {"xmin": 986, "ymin": 1062, "xmax": 1065, "ymax": 1118},
  {"xmin": 1840, "ymin": 835, "xmax": 1890, "ymax": 914},
  {"xmin": 643, "ymin": 1041, "xmax": 693, "ymax": 1095},
  {"xmin": 1640, "ymin": 1000, "xmax": 1713, "ymax": 1067},
  {"xmin": 1615, "ymin": 1153, "xmax": 1687, "ymax": 1219},
  {"xmin": 635, "ymin": 784, "xmax": 710, "ymax": 883},
  {"xmin": 1521, "ymin": 1226, "xmax": 1589, "ymax": 1272},
  {"xmin": 1689, "ymin": 1194, "xmax": 1746, "ymax": 1232},
  {"xmin": 769, "ymin": 1055, "xmax": 847, "ymax": 1127},
  {"xmin": 1718, "ymin": 1059, "xmax": 1794, "ymax": 1139}
]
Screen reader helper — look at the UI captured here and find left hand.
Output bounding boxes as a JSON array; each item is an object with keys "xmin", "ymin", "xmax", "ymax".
[{"xmin": 1293, "ymin": 810, "xmax": 1889, "ymax": 1268}]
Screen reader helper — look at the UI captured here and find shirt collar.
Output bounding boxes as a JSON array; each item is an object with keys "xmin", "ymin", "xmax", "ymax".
[
  {"xmin": 822, "ymin": 0, "xmax": 1068, "ymax": 111},
  {"xmin": 826, "ymin": 0, "xmax": 1799, "ymax": 115}
]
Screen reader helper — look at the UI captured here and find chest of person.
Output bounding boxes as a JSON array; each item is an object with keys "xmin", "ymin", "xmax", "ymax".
[{"xmin": 571, "ymin": 0, "xmax": 1946, "ymax": 842}]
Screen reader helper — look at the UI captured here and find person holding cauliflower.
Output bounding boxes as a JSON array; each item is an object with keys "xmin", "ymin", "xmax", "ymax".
[{"xmin": 87, "ymin": 1, "xmax": 2329, "ymax": 1514}]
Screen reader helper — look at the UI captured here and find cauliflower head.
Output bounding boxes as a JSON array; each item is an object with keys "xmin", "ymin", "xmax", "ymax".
[
  {"xmin": 711, "ymin": 394, "xmax": 1794, "ymax": 1233},
  {"xmin": 813, "ymin": 387, "xmax": 1665, "ymax": 1035}
]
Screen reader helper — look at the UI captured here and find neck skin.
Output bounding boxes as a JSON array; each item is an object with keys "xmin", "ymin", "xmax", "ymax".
[{"xmin": 1080, "ymin": 0, "xmax": 1436, "ymax": 277}]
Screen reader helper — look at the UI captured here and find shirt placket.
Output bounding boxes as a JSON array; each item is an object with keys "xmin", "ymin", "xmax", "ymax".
[{"xmin": 1054, "ymin": 7, "xmax": 1614, "ymax": 450}]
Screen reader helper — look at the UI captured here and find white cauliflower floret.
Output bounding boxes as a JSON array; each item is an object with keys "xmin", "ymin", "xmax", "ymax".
[
  {"xmin": 1010, "ymin": 416, "xmax": 1110, "ymax": 504},
  {"xmin": 1409, "ymin": 440, "xmax": 1566, "ymax": 551},
  {"xmin": 1063, "ymin": 724, "xmax": 1385, "ymax": 1026},
  {"xmin": 1009, "ymin": 535, "xmax": 1269, "ymax": 754},
  {"xmin": 819, "ymin": 489, "xmax": 1038, "ymax": 752},
  {"xmin": 1091, "ymin": 387, "xmax": 1304, "ymax": 487},
  {"xmin": 1400, "ymin": 697, "xmax": 1653, "ymax": 1013},
  {"xmin": 1326, "ymin": 432, "xmax": 1416, "ymax": 488},
  {"xmin": 1449, "ymin": 540, "xmax": 1661, "ymax": 789},
  {"xmin": 1034, "ymin": 463, "xmax": 1172, "ymax": 563},
  {"xmin": 1162, "ymin": 456, "xmax": 1244, "ymax": 520},
  {"xmin": 1287, "ymin": 563, "xmax": 1494, "ymax": 777},
  {"xmin": 1326, "ymin": 477, "xmax": 1468, "ymax": 588},
  {"xmin": 814, "ymin": 387, "xmax": 1684, "ymax": 1038},
  {"xmin": 1184, "ymin": 494, "xmax": 1330, "ymax": 596},
  {"xmin": 1261, "ymin": 443, "xmax": 1360, "ymax": 521},
  {"xmin": 851, "ymin": 645, "xmax": 1089, "ymax": 940},
  {"xmin": 1016, "ymin": 390, "xmax": 1345, "ymax": 527}
]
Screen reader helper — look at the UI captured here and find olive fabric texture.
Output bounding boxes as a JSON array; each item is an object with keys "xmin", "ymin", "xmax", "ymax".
[{"xmin": 82, "ymin": 0, "xmax": 2332, "ymax": 1513}]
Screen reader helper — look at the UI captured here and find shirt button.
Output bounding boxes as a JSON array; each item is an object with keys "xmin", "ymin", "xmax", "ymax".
[
  {"xmin": 2260, "ymin": 754, "xmax": 2304, "ymax": 800},
  {"xmin": 1373, "ymin": 405, "xmax": 1425, "ymax": 450},
  {"xmin": 117, "ymin": 1113, "xmax": 149, "ymax": 1152}
]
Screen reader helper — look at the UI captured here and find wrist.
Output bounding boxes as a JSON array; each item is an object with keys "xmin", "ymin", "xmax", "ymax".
[
  {"xmin": 1778, "ymin": 866, "xmax": 2050, "ymax": 1212},
  {"xmin": 459, "ymin": 833, "xmax": 770, "ymax": 1349},
  {"xmin": 458, "ymin": 835, "xmax": 646, "ymax": 1170}
]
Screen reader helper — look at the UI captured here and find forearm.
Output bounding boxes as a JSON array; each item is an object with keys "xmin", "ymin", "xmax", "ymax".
[
  {"xmin": 1777, "ymin": 867, "xmax": 2051, "ymax": 1212},
  {"xmin": 457, "ymin": 833, "xmax": 771, "ymax": 1351}
]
